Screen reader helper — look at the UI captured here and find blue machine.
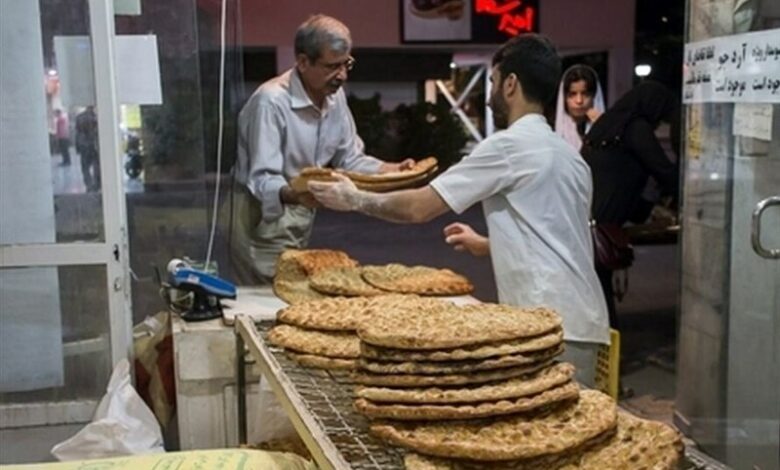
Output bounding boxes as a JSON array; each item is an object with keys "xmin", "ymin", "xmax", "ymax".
[{"xmin": 167, "ymin": 259, "xmax": 236, "ymax": 321}]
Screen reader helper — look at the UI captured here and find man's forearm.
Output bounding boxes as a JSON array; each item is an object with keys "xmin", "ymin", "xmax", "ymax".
[{"xmin": 355, "ymin": 187, "xmax": 448, "ymax": 224}]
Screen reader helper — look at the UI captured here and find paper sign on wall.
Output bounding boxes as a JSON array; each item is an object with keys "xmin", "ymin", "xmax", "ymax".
[
  {"xmin": 54, "ymin": 34, "xmax": 162, "ymax": 107},
  {"xmin": 683, "ymin": 28, "xmax": 780, "ymax": 103},
  {"xmin": 733, "ymin": 103, "xmax": 773, "ymax": 140}
]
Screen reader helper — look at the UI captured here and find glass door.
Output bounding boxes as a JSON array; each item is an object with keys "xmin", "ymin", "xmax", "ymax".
[
  {"xmin": 0, "ymin": 0, "xmax": 131, "ymax": 430},
  {"xmin": 676, "ymin": 1, "xmax": 779, "ymax": 468}
]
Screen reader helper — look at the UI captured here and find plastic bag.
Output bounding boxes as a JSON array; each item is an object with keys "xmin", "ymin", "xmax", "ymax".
[
  {"xmin": 252, "ymin": 376, "xmax": 297, "ymax": 443},
  {"xmin": 51, "ymin": 359, "xmax": 165, "ymax": 461}
]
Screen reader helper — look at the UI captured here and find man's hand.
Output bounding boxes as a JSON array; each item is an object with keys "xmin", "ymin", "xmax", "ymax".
[
  {"xmin": 443, "ymin": 222, "xmax": 490, "ymax": 256},
  {"xmin": 308, "ymin": 173, "xmax": 363, "ymax": 212},
  {"xmin": 280, "ymin": 185, "xmax": 321, "ymax": 208},
  {"xmin": 379, "ymin": 158, "xmax": 416, "ymax": 173}
]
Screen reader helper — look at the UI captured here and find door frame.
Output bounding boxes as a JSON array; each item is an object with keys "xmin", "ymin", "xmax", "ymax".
[{"xmin": 0, "ymin": 0, "xmax": 131, "ymax": 427}]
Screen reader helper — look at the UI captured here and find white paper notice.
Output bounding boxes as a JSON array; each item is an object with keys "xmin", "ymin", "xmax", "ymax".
[
  {"xmin": 683, "ymin": 28, "xmax": 780, "ymax": 103},
  {"xmin": 54, "ymin": 35, "xmax": 162, "ymax": 106},
  {"xmin": 733, "ymin": 103, "xmax": 773, "ymax": 140}
]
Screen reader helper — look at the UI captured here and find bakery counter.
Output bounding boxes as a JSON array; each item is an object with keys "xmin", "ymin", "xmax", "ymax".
[{"xmin": 233, "ymin": 315, "xmax": 730, "ymax": 470}]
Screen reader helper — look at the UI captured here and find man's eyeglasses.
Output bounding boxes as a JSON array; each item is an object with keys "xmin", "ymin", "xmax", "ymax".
[{"xmin": 318, "ymin": 56, "xmax": 356, "ymax": 73}]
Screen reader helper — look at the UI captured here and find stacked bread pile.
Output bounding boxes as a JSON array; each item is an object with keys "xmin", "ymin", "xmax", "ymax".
[
  {"xmin": 268, "ymin": 295, "xmax": 448, "ymax": 370},
  {"xmin": 273, "ymin": 249, "xmax": 474, "ymax": 305},
  {"xmin": 350, "ymin": 303, "xmax": 684, "ymax": 469},
  {"xmin": 290, "ymin": 156, "xmax": 438, "ymax": 194}
]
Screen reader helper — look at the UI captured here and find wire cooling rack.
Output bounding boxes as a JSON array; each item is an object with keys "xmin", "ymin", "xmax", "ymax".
[{"xmin": 235, "ymin": 316, "xmax": 728, "ymax": 470}]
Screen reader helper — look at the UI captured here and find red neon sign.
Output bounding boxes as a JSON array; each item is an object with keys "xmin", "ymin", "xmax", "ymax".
[{"xmin": 475, "ymin": 0, "xmax": 537, "ymax": 37}]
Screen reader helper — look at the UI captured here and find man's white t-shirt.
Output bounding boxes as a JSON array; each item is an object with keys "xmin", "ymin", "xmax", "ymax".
[{"xmin": 431, "ymin": 114, "xmax": 609, "ymax": 344}]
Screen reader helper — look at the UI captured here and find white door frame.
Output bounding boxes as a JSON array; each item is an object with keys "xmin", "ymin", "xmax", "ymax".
[{"xmin": 0, "ymin": 0, "xmax": 131, "ymax": 427}]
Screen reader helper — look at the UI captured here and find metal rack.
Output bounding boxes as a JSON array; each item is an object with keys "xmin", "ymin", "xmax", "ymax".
[{"xmin": 234, "ymin": 315, "xmax": 728, "ymax": 470}]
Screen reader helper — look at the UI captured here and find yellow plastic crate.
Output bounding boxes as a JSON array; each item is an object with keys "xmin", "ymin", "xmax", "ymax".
[{"xmin": 594, "ymin": 328, "xmax": 620, "ymax": 399}]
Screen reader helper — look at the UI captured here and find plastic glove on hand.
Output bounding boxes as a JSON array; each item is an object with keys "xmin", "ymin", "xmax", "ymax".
[{"xmin": 308, "ymin": 173, "xmax": 363, "ymax": 212}]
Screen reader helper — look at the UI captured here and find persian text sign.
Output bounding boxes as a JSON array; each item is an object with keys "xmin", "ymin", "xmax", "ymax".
[{"xmin": 683, "ymin": 28, "xmax": 780, "ymax": 103}]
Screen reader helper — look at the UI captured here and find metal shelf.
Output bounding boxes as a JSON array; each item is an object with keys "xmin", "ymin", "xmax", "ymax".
[{"xmin": 234, "ymin": 315, "xmax": 728, "ymax": 470}]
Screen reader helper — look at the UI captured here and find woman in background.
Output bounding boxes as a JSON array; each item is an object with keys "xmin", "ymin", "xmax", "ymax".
[
  {"xmin": 581, "ymin": 81, "xmax": 680, "ymax": 326},
  {"xmin": 554, "ymin": 65, "xmax": 605, "ymax": 151}
]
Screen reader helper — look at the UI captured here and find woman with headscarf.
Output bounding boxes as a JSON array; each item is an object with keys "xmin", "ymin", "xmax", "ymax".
[
  {"xmin": 581, "ymin": 81, "xmax": 680, "ymax": 326},
  {"xmin": 555, "ymin": 65, "xmax": 606, "ymax": 151}
]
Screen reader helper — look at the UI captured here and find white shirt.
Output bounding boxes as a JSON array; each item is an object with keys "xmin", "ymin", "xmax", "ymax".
[
  {"xmin": 431, "ymin": 114, "xmax": 609, "ymax": 344},
  {"xmin": 235, "ymin": 68, "xmax": 383, "ymax": 222}
]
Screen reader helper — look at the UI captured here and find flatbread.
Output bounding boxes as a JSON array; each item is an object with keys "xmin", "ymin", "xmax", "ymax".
[
  {"xmin": 277, "ymin": 295, "xmax": 449, "ymax": 332},
  {"xmin": 291, "ymin": 249, "xmax": 358, "ymax": 276},
  {"xmin": 361, "ymin": 329, "xmax": 564, "ymax": 362},
  {"xmin": 350, "ymin": 166, "xmax": 437, "ymax": 193},
  {"xmin": 309, "ymin": 266, "xmax": 388, "ymax": 296},
  {"xmin": 267, "ymin": 324, "xmax": 360, "ymax": 358},
  {"xmin": 361, "ymin": 264, "xmax": 474, "ymax": 295},
  {"xmin": 286, "ymin": 352, "xmax": 356, "ymax": 371},
  {"xmin": 355, "ymin": 381, "xmax": 579, "ymax": 421},
  {"xmin": 357, "ymin": 303, "xmax": 562, "ymax": 350},
  {"xmin": 346, "ymin": 157, "xmax": 438, "ymax": 182},
  {"xmin": 371, "ymin": 390, "xmax": 617, "ymax": 461},
  {"xmin": 353, "ymin": 359, "xmax": 554, "ymax": 388},
  {"xmin": 357, "ymin": 345, "xmax": 563, "ymax": 375},
  {"xmin": 402, "ymin": 412, "xmax": 682, "ymax": 470},
  {"xmin": 290, "ymin": 157, "xmax": 438, "ymax": 193},
  {"xmin": 272, "ymin": 250, "xmax": 328, "ymax": 305},
  {"xmin": 355, "ymin": 363, "xmax": 576, "ymax": 404}
]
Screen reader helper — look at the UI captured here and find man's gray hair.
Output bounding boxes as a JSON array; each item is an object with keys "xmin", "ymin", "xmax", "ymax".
[{"xmin": 294, "ymin": 14, "xmax": 352, "ymax": 61}]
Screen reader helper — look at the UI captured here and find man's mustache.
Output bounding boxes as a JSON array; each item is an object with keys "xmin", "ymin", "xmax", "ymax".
[{"xmin": 328, "ymin": 79, "xmax": 344, "ymax": 89}]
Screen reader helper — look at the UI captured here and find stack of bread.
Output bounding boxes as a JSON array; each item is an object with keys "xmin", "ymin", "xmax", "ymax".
[
  {"xmin": 268, "ymin": 248, "xmax": 684, "ymax": 469},
  {"xmin": 273, "ymin": 249, "xmax": 474, "ymax": 305},
  {"xmin": 290, "ymin": 156, "xmax": 438, "ymax": 194},
  {"xmin": 348, "ymin": 302, "xmax": 683, "ymax": 469}
]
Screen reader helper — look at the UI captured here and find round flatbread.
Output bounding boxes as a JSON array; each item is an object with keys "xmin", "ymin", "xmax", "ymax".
[
  {"xmin": 267, "ymin": 324, "xmax": 360, "ymax": 358},
  {"xmin": 355, "ymin": 381, "xmax": 579, "ymax": 421},
  {"xmin": 402, "ymin": 411, "xmax": 682, "ymax": 470},
  {"xmin": 361, "ymin": 264, "xmax": 474, "ymax": 295},
  {"xmin": 352, "ymin": 359, "xmax": 554, "ymax": 388},
  {"xmin": 277, "ymin": 295, "xmax": 449, "ymax": 331},
  {"xmin": 309, "ymin": 266, "xmax": 388, "ymax": 296},
  {"xmin": 345, "ymin": 157, "xmax": 438, "ymax": 182},
  {"xmin": 360, "ymin": 329, "xmax": 564, "ymax": 362},
  {"xmin": 355, "ymin": 363, "xmax": 576, "ymax": 404},
  {"xmin": 357, "ymin": 345, "xmax": 563, "ymax": 375},
  {"xmin": 357, "ymin": 303, "xmax": 562, "ymax": 350},
  {"xmin": 286, "ymin": 352, "xmax": 356, "ymax": 371},
  {"xmin": 371, "ymin": 390, "xmax": 617, "ymax": 461}
]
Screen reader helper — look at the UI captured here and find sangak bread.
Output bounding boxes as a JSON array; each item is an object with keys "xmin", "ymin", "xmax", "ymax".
[
  {"xmin": 276, "ymin": 294, "xmax": 448, "ymax": 331},
  {"xmin": 402, "ymin": 412, "xmax": 682, "ymax": 470},
  {"xmin": 353, "ymin": 359, "xmax": 554, "ymax": 388},
  {"xmin": 346, "ymin": 157, "xmax": 438, "ymax": 182},
  {"xmin": 361, "ymin": 328, "xmax": 564, "ymax": 362},
  {"xmin": 272, "ymin": 250, "xmax": 328, "ymax": 305},
  {"xmin": 361, "ymin": 264, "xmax": 474, "ymax": 295},
  {"xmin": 371, "ymin": 389, "xmax": 617, "ymax": 461},
  {"xmin": 308, "ymin": 266, "xmax": 388, "ymax": 296},
  {"xmin": 357, "ymin": 345, "xmax": 563, "ymax": 375},
  {"xmin": 291, "ymin": 249, "xmax": 358, "ymax": 275},
  {"xmin": 355, "ymin": 381, "xmax": 579, "ymax": 421},
  {"xmin": 355, "ymin": 363, "xmax": 576, "ymax": 404},
  {"xmin": 358, "ymin": 303, "xmax": 561, "ymax": 350},
  {"xmin": 267, "ymin": 324, "xmax": 360, "ymax": 358},
  {"xmin": 286, "ymin": 352, "xmax": 356, "ymax": 371},
  {"xmin": 290, "ymin": 157, "xmax": 438, "ymax": 193},
  {"xmin": 350, "ymin": 166, "xmax": 437, "ymax": 192}
]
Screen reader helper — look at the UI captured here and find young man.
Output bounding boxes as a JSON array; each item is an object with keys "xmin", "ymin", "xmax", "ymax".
[
  {"xmin": 232, "ymin": 14, "xmax": 412, "ymax": 283},
  {"xmin": 309, "ymin": 34, "xmax": 609, "ymax": 386}
]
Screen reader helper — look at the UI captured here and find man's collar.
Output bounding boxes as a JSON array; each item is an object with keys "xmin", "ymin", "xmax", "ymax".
[{"xmin": 290, "ymin": 68, "xmax": 337, "ymax": 112}]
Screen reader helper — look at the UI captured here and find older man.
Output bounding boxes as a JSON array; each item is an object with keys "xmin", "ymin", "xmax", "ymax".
[
  {"xmin": 232, "ymin": 14, "xmax": 411, "ymax": 283},
  {"xmin": 309, "ymin": 34, "xmax": 609, "ymax": 387}
]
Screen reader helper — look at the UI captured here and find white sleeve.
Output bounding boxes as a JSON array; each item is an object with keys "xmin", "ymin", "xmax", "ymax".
[{"xmin": 429, "ymin": 138, "xmax": 513, "ymax": 214}]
